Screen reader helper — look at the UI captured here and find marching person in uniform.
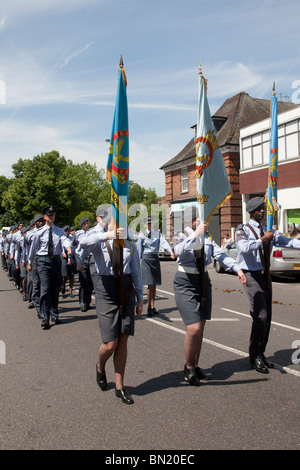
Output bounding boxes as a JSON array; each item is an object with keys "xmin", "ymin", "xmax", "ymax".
[
  {"xmin": 10, "ymin": 223, "xmax": 24, "ymax": 290},
  {"xmin": 173, "ymin": 216, "xmax": 246, "ymax": 386},
  {"xmin": 61, "ymin": 225, "xmax": 76, "ymax": 297},
  {"xmin": 236, "ymin": 196, "xmax": 300, "ymax": 373},
  {"xmin": 87, "ymin": 208, "xmax": 110, "ymax": 292},
  {"xmin": 80, "ymin": 225, "xmax": 143, "ymax": 405},
  {"xmin": 0, "ymin": 229, "xmax": 8, "ymax": 271},
  {"xmin": 15, "ymin": 225, "xmax": 29, "ymax": 301},
  {"xmin": 73, "ymin": 217, "xmax": 94, "ymax": 312},
  {"xmin": 138, "ymin": 215, "xmax": 175, "ymax": 316},
  {"xmin": 27, "ymin": 206, "xmax": 72, "ymax": 329},
  {"xmin": 25, "ymin": 214, "xmax": 44, "ymax": 313}
]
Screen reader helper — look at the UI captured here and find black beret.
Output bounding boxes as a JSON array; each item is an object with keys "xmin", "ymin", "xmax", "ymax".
[
  {"xmin": 246, "ymin": 197, "xmax": 265, "ymax": 213},
  {"xmin": 33, "ymin": 214, "xmax": 44, "ymax": 224},
  {"xmin": 42, "ymin": 205, "xmax": 57, "ymax": 215},
  {"xmin": 95, "ymin": 208, "xmax": 108, "ymax": 220},
  {"xmin": 80, "ymin": 217, "xmax": 90, "ymax": 226}
]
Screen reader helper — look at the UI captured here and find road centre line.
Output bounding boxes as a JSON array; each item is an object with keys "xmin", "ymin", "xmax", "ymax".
[
  {"xmin": 156, "ymin": 288, "xmax": 174, "ymax": 296},
  {"xmin": 145, "ymin": 317, "xmax": 300, "ymax": 378},
  {"xmin": 221, "ymin": 308, "xmax": 300, "ymax": 332},
  {"xmin": 169, "ymin": 318, "xmax": 239, "ymax": 322},
  {"xmin": 156, "ymin": 289, "xmax": 300, "ymax": 332}
]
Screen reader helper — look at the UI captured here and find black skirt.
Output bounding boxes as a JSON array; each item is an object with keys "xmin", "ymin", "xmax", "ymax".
[
  {"xmin": 93, "ymin": 274, "xmax": 136, "ymax": 343},
  {"xmin": 173, "ymin": 271, "xmax": 212, "ymax": 325},
  {"xmin": 141, "ymin": 253, "xmax": 161, "ymax": 285}
]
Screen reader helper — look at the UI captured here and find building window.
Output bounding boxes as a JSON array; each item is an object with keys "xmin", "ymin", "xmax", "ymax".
[
  {"xmin": 181, "ymin": 168, "xmax": 188, "ymax": 192},
  {"xmin": 241, "ymin": 119, "xmax": 300, "ymax": 169}
]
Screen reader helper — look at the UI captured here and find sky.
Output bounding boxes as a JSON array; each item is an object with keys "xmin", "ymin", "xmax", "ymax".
[{"xmin": 0, "ymin": 0, "xmax": 299, "ymax": 196}]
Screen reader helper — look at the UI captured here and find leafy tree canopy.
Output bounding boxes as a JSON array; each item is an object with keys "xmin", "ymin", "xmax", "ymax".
[{"xmin": 1, "ymin": 150, "xmax": 159, "ymax": 228}]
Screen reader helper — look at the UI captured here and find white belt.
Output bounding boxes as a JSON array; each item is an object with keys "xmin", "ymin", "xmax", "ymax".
[{"xmin": 178, "ymin": 265, "xmax": 199, "ymax": 274}]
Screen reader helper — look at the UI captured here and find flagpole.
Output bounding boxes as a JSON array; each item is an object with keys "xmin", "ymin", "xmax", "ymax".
[
  {"xmin": 272, "ymin": 82, "xmax": 278, "ymax": 229},
  {"xmin": 265, "ymin": 82, "xmax": 278, "ymax": 287},
  {"xmin": 197, "ymin": 62, "xmax": 207, "ymax": 307},
  {"xmin": 106, "ymin": 55, "xmax": 130, "ymax": 315},
  {"xmin": 195, "ymin": 61, "xmax": 232, "ymax": 305}
]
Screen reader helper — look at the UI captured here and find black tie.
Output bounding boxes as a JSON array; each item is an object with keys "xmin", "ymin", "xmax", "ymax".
[
  {"xmin": 259, "ymin": 224, "xmax": 264, "ymax": 238},
  {"xmin": 148, "ymin": 231, "xmax": 151, "ymax": 239},
  {"xmin": 48, "ymin": 227, "xmax": 53, "ymax": 257},
  {"xmin": 259, "ymin": 224, "xmax": 268, "ymax": 268}
]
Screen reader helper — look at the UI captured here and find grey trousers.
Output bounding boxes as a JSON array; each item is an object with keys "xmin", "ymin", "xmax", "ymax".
[{"xmin": 243, "ymin": 270, "xmax": 272, "ymax": 361}]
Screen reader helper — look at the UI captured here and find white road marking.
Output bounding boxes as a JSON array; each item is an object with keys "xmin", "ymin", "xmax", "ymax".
[
  {"xmin": 144, "ymin": 287, "xmax": 300, "ymax": 378},
  {"xmin": 156, "ymin": 289, "xmax": 300, "ymax": 332},
  {"xmin": 221, "ymin": 308, "xmax": 300, "ymax": 332},
  {"xmin": 168, "ymin": 318, "xmax": 239, "ymax": 322},
  {"xmin": 144, "ymin": 317, "xmax": 300, "ymax": 378}
]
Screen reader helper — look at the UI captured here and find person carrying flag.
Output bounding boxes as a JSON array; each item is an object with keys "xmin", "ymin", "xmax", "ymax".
[
  {"xmin": 84, "ymin": 57, "xmax": 143, "ymax": 405},
  {"xmin": 236, "ymin": 197, "xmax": 300, "ymax": 373},
  {"xmin": 174, "ymin": 216, "xmax": 246, "ymax": 385},
  {"xmin": 173, "ymin": 64, "xmax": 246, "ymax": 385},
  {"xmin": 80, "ymin": 225, "xmax": 143, "ymax": 404}
]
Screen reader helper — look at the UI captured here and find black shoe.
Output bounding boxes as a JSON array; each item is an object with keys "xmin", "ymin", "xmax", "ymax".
[
  {"xmin": 81, "ymin": 305, "xmax": 87, "ymax": 312},
  {"xmin": 261, "ymin": 355, "xmax": 274, "ymax": 369},
  {"xmin": 251, "ymin": 357, "xmax": 269, "ymax": 374},
  {"xmin": 28, "ymin": 302, "xmax": 34, "ymax": 309},
  {"xmin": 96, "ymin": 363, "xmax": 107, "ymax": 390},
  {"xmin": 184, "ymin": 364, "xmax": 200, "ymax": 386},
  {"xmin": 41, "ymin": 321, "xmax": 50, "ymax": 330},
  {"xmin": 195, "ymin": 366, "xmax": 211, "ymax": 381},
  {"xmin": 147, "ymin": 308, "xmax": 153, "ymax": 317},
  {"xmin": 115, "ymin": 387, "xmax": 134, "ymax": 404},
  {"xmin": 152, "ymin": 308, "xmax": 159, "ymax": 315}
]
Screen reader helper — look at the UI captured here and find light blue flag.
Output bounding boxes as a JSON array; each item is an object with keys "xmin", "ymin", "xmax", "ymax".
[
  {"xmin": 267, "ymin": 89, "xmax": 278, "ymax": 230},
  {"xmin": 106, "ymin": 57, "xmax": 129, "ymax": 242},
  {"xmin": 196, "ymin": 69, "xmax": 232, "ymax": 224}
]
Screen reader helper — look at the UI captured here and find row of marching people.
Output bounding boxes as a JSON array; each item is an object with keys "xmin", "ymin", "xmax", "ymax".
[
  {"xmin": 2, "ymin": 197, "xmax": 299, "ymax": 406},
  {"xmin": 0, "ymin": 206, "xmax": 109, "ymax": 329}
]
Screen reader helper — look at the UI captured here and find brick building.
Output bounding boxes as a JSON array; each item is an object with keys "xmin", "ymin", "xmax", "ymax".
[
  {"xmin": 160, "ymin": 91, "xmax": 297, "ymax": 244},
  {"xmin": 239, "ymin": 105, "xmax": 300, "ymax": 233}
]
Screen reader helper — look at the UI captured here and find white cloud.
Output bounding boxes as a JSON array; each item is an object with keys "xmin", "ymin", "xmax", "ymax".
[
  {"xmin": 60, "ymin": 42, "xmax": 94, "ymax": 69},
  {"xmin": 0, "ymin": 17, "xmax": 6, "ymax": 29},
  {"xmin": 0, "ymin": 116, "xmax": 178, "ymax": 196},
  {"xmin": 205, "ymin": 62, "xmax": 263, "ymax": 98}
]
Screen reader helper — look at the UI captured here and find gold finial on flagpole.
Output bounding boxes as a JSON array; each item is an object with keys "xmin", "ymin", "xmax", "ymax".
[
  {"xmin": 118, "ymin": 54, "xmax": 127, "ymax": 86},
  {"xmin": 199, "ymin": 60, "xmax": 203, "ymax": 76},
  {"xmin": 272, "ymin": 81, "xmax": 276, "ymax": 96},
  {"xmin": 199, "ymin": 60, "xmax": 207, "ymax": 92}
]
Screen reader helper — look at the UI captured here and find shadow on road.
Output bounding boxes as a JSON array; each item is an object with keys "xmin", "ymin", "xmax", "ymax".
[{"xmin": 130, "ymin": 359, "xmax": 268, "ymax": 396}]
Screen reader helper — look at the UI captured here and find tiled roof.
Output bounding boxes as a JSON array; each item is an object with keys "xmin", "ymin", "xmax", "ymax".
[{"xmin": 160, "ymin": 91, "xmax": 299, "ymax": 170}]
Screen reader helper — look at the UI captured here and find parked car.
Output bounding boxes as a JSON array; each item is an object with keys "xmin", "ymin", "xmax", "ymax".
[
  {"xmin": 158, "ymin": 241, "xmax": 175, "ymax": 260},
  {"xmin": 214, "ymin": 239, "xmax": 300, "ymax": 277}
]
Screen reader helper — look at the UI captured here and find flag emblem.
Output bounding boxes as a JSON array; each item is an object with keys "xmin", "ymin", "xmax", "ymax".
[{"xmin": 196, "ymin": 129, "xmax": 219, "ymax": 178}]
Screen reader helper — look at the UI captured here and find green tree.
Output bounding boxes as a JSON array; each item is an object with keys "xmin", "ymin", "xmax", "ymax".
[
  {"xmin": 74, "ymin": 211, "xmax": 95, "ymax": 230},
  {"xmin": 0, "ymin": 151, "xmax": 159, "ymax": 229},
  {"xmin": 1, "ymin": 151, "xmax": 112, "ymax": 226},
  {"xmin": 0, "ymin": 175, "xmax": 14, "ymax": 227}
]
